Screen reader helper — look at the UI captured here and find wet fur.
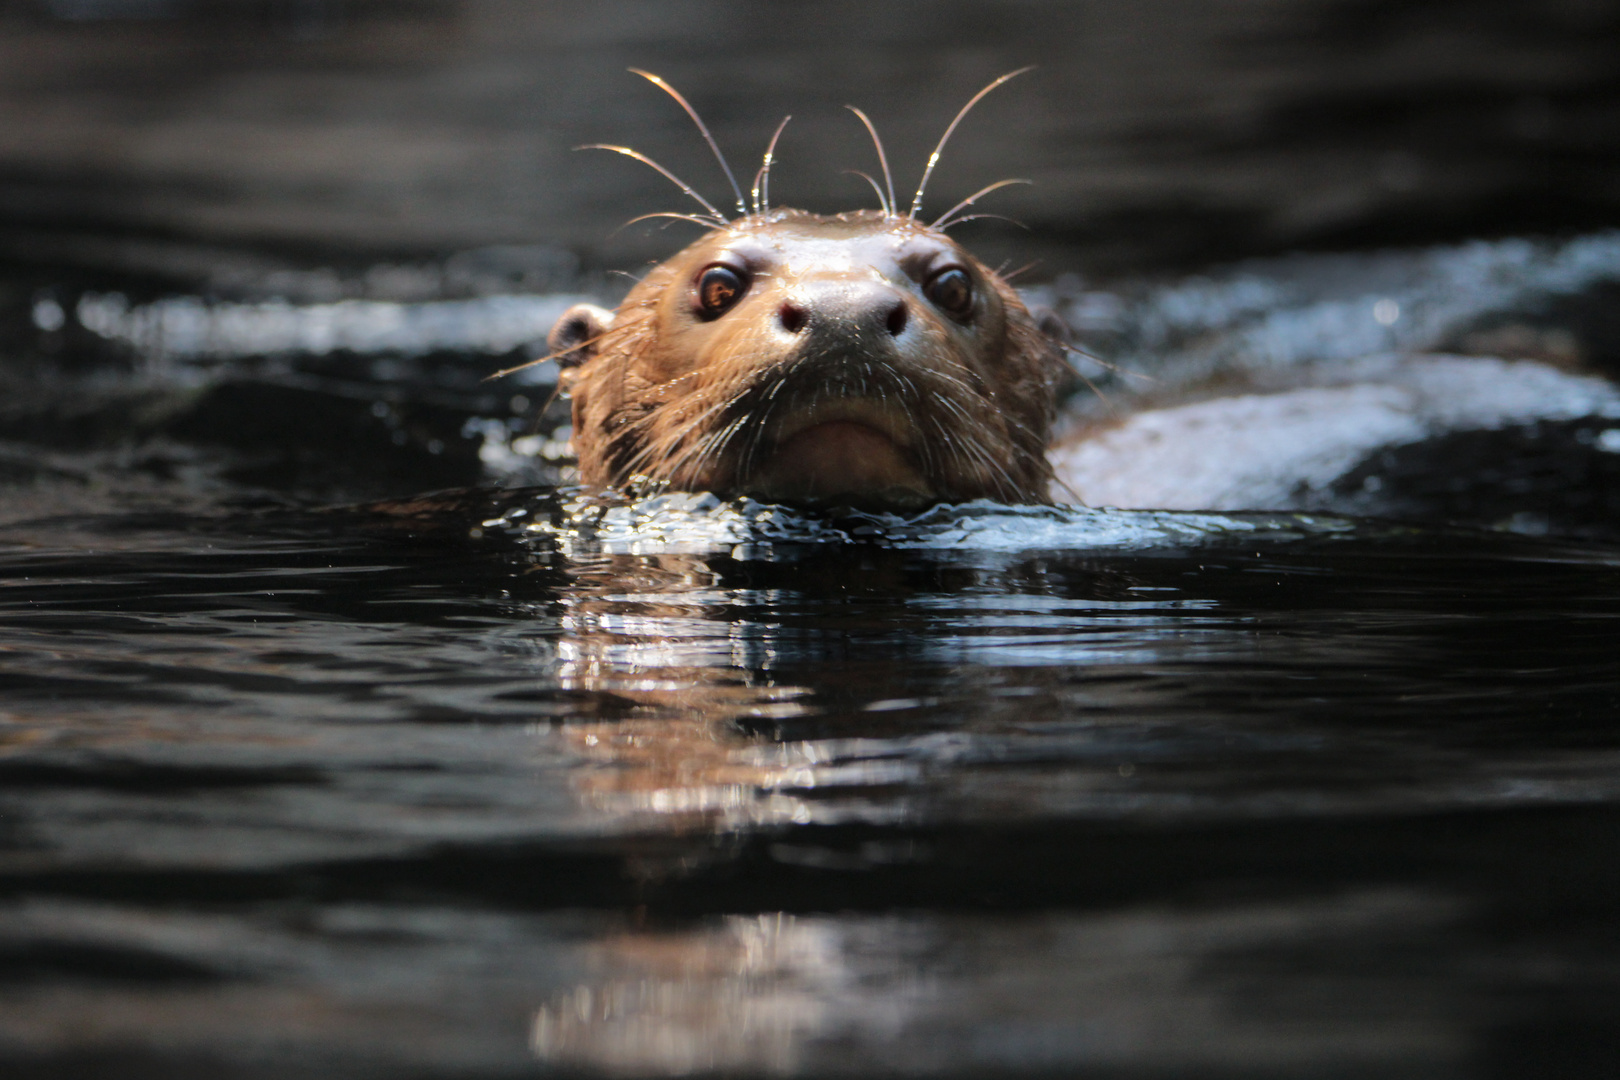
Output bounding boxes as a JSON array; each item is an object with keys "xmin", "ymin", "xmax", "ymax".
[
  {"xmin": 551, "ymin": 70, "xmax": 1063, "ymax": 508},
  {"xmin": 560, "ymin": 210, "xmax": 1064, "ymax": 506}
]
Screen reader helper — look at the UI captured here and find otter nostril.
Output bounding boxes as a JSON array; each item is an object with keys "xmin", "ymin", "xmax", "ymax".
[
  {"xmin": 778, "ymin": 302, "xmax": 807, "ymax": 334},
  {"xmin": 885, "ymin": 301, "xmax": 908, "ymax": 337}
]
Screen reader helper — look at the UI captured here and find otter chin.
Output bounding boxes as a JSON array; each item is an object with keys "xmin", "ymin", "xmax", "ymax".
[
  {"xmin": 752, "ymin": 414, "xmax": 930, "ymax": 507},
  {"xmin": 548, "ymin": 208, "xmax": 1065, "ymax": 509}
]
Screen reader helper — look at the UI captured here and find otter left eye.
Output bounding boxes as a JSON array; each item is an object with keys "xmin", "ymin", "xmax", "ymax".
[
  {"xmin": 696, "ymin": 264, "xmax": 748, "ymax": 318},
  {"xmin": 925, "ymin": 268, "xmax": 974, "ymax": 319}
]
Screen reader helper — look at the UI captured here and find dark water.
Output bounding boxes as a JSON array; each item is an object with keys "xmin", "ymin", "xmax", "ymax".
[
  {"xmin": 1, "ymin": 486, "xmax": 1619, "ymax": 1078},
  {"xmin": 2, "ymin": 3, "xmax": 1619, "ymax": 1072},
  {"xmin": 4, "ymin": 0, "xmax": 1619, "ymax": 275},
  {"xmin": 2, "ymin": 223, "xmax": 1620, "ymax": 1077}
]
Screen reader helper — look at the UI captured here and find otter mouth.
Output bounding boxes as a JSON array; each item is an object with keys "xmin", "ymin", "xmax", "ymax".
[{"xmin": 740, "ymin": 399, "xmax": 935, "ymax": 507}]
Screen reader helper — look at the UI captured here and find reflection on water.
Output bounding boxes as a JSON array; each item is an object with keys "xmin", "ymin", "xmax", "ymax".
[
  {"xmin": 474, "ymin": 500, "xmax": 1620, "ymax": 838},
  {"xmin": 532, "ymin": 893, "xmax": 1462, "ymax": 1076},
  {"xmin": 0, "ymin": 488, "xmax": 1618, "ymax": 1074}
]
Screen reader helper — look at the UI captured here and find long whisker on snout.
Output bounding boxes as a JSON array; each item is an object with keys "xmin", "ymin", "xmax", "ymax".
[
  {"xmin": 577, "ymin": 145, "xmax": 729, "ymax": 225},
  {"xmin": 614, "ymin": 212, "xmax": 732, "ymax": 236},
  {"xmin": 910, "ymin": 66, "xmax": 1035, "ymax": 219},
  {"xmin": 484, "ymin": 329, "xmax": 615, "ymax": 381},
  {"xmin": 845, "ymin": 106, "xmax": 896, "ymax": 216},
  {"xmin": 931, "ymin": 179, "xmax": 1032, "ymax": 230},
  {"xmin": 753, "ymin": 115, "xmax": 793, "ymax": 215},
  {"xmin": 938, "ymin": 213, "xmax": 1030, "ymax": 232},
  {"xmin": 629, "ymin": 68, "xmax": 748, "ymax": 217},
  {"xmin": 844, "ymin": 171, "xmax": 891, "ymax": 214}
]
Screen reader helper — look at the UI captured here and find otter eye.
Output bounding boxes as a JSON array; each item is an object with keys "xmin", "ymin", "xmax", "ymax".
[
  {"xmin": 925, "ymin": 267, "xmax": 974, "ymax": 319},
  {"xmin": 696, "ymin": 264, "xmax": 748, "ymax": 318}
]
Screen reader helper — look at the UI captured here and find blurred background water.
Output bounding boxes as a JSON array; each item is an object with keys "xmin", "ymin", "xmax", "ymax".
[{"xmin": 1, "ymin": 2, "xmax": 1620, "ymax": 1078}]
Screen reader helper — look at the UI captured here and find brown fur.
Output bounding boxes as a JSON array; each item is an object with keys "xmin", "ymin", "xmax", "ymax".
[{"xmin": 552, "ymin": 209, "xmax": 1065, "ymax": 509}]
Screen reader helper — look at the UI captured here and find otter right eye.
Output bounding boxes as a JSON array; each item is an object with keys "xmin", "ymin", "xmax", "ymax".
[
  {"xmin": 925, "ymin": 267, "xmax": 974, "ymax": 320},
  {"xmin": 696, "ymin": 265, "xmax": 748, "ymax": 318}
]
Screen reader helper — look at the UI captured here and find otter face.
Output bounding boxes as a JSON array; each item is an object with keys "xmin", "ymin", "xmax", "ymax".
[{"xmin": 554, "ymin": 209, "xmax": 1063, "ymax": 509}]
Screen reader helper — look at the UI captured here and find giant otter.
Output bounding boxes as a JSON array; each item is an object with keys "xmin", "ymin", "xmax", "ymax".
[{"xmin": 545, "ymin": 70, "xmax": 1066, "ymax": 510}]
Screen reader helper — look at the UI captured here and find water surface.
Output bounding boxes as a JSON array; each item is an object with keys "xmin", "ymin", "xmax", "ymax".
[
  {"xmin": 2, "ymin": 230, "xmax": 1620, "ymax": 1077},
  {"xmin": 2, "ymin": 489, "xmax": 1619, "ymax": 1077}
]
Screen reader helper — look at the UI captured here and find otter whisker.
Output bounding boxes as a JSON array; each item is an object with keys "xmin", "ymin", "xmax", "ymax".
[
  {"xmin": 740, "ymin": 385, "xmax": 791, "ymax": 480},
  {"xmin": 931, "ymin": 179, "xmax": 1032, "ymax": 230},
  {"xmin": 845, "ymin": 106, "xmax": 896, "ymax": 216},
  {"xmin": 933, "ymin": 390, "xmax": 1017, "ymax": 492},
  {"xmin": 752, "ymin": 115, "xmax": 792, "ymax": 215},
  {"xmin": 672, "ymin": 396, "xmax": 749, "ymax": 457},
  {"xmin": 578, "ymin": 145, "xmax": 728, "ymax": 224},
  {"xmin": 1050, "ymin": 469, "xmax": 1087, "ymax": 505},
  {"xmin": 681, "ymin": 412, "xmax": 752, "ymax": 486},
  {"xmin": 912, "ymin": 365, "xmax": 980, "ymax": 400},
  {"xmin": 910, "ymin": 66, "xmax": 1035, "ymax": 219},
  {"xmin": 484, "ymin": 329, "xmax": 614, "ymax": 381},
  {"xmin": 928, "ymin": 391, "xmax": 975, "ymax": 429},
  {"xmin": 999, "ymin": 260, "xmax": 1041, "ymax": 282},
  {"xmin": 956, "ymin": 429, "xmax": 1021, "ymax": 500},
  {"xmin": 614, "ymin": 211, "xmax": 730, "ymax": 236},
  {"xmin": 603, "ymin": 403, "xmax": 670, "ymax": 448},
  {"xmin": 652, "ymin": 425, "xmax": 706, "ymax": 485},
  {"xmin": 844, "ymin": 171, "xmax": 891, "ymax": 215},
  {"xmin": 927, "ymin": 413, "xmax": 978, "ymax": 495},
  {"xmin": 737, "ymin": 412, "xmax": 768, "ymax": 481},
  {"xmin": 1060, "ymin": 341, "xmax": 1158, "ymax": 385},
  {"xmin": 629, "ymin": 68, "xmax": 747, "ymax": 217},
  {"xmin": 1064, "ymin": 358, "xmax": 1119, "ymax": 416},
  {"xmin": 965, "ymin": 400, "xmax": 1050, "ymax": 472},
  {"xmin": 924, "ymin": 407, "xmax": 985, "ymax": 496},
  {"xmin": 629, "ymin": 389, "xmax": 748, "ymax": 479},
  {"xmin": 937, "ymin": 212, "xmax": 1030, "ymax": 232}
]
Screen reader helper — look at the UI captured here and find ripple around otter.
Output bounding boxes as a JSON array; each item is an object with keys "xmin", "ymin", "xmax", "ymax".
[{"xmin": 488, "ymin": 488, "xmax": 1374, "ymax": 557}]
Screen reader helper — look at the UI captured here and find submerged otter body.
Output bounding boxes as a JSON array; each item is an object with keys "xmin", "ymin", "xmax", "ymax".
[{"xmin": 550, "ymin": 209, "xmax": 1065, "ymax": 509}]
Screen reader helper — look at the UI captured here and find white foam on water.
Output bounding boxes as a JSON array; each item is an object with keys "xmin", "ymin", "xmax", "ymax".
[
  {"xmin": 1049, "ymin": 230, "xmax": 1620, "ymax": 389},
  {"xmin": 1053, "ymin": 355, "xmax": 1620, "ymax": 510},
  {"xmin": 500, "ymin": 490, "xmax": 1352, "ymax": 559},
  {"xmin": 75, "ymin": 290, "xmax": 591, "ymax": 368}
]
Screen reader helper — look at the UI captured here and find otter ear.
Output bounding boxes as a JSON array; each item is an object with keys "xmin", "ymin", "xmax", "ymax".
[
  {"xmin": 547, "ymin": 303, "xmax": 615, "ymax": 368},
  {"xmin": 1030, "ymin": 305, "xmax": 1070, "ymax": 345}
]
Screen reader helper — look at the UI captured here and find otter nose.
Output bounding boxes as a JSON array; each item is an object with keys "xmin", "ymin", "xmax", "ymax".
[{"xmin": 778, "ymin": 279, "xmax": 908, "ymax": 339}]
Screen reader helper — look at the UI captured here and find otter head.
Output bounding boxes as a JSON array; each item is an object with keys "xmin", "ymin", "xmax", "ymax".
[
  {"xmin": 544, "ymin": 68, "xmax": 1065, "ymax": 510},
  {"xmin": 552, "ymin": 210, "xmax": 1062, "ymax": 509}
]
